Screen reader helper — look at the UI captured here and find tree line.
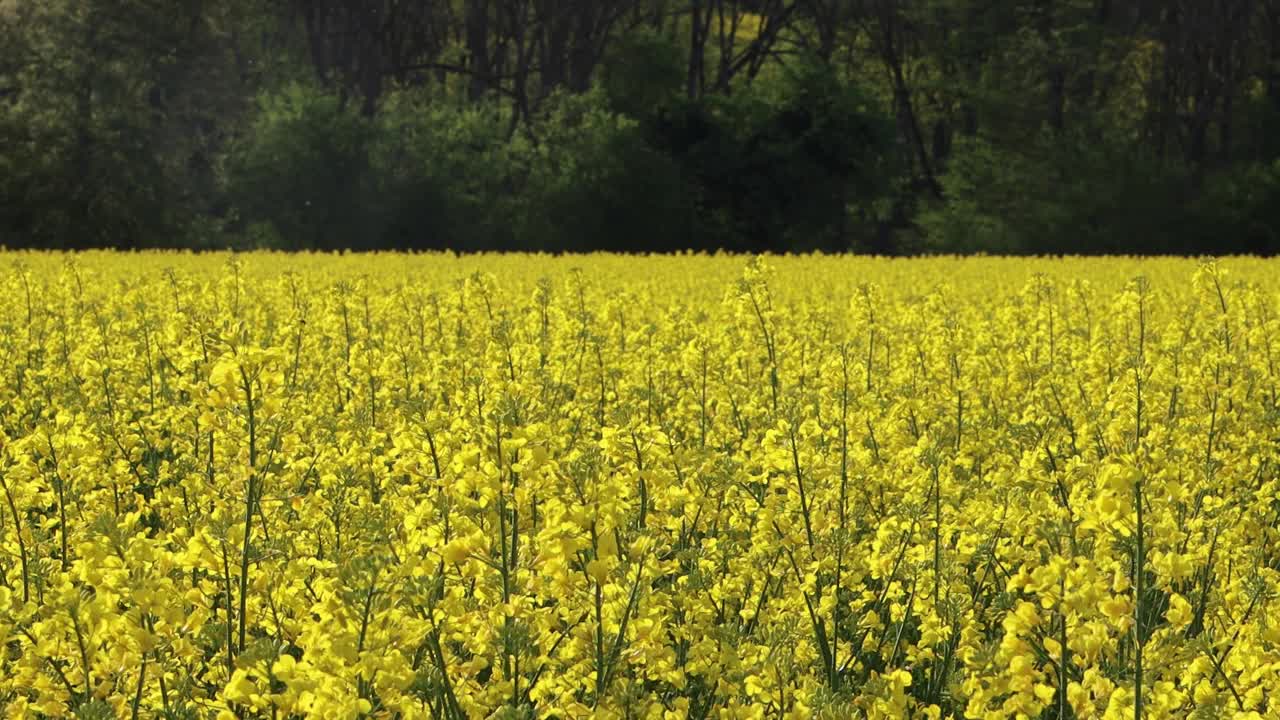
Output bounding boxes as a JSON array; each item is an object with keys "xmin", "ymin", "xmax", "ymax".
[{"xmin": 2, "ymin": 0, "xmax": 1279, "ymax": 254}]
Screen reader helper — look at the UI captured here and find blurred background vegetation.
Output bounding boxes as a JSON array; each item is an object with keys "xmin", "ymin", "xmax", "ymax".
[{"xmin": 2, "ymin": 0, "xmax": 1279, "ymax": 254}]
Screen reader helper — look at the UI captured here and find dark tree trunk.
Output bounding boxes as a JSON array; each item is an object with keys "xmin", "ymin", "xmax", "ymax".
[
  {"xmin": 872, "ymin": 1, "xmax": 941, "ymax": 197},
  {"xmin": 540, "ymin": 0, "xmax": 570, "ymax": 93},
  {"xmin": 805, "ymin": 0, "xmax": 839, "ymax": 61},
  {"xmin": 567, "ymin": 3, "xmax": 600, "ymax": 93},
  {"xmin": 688, "ymin": 0, "xmax": 708, "ymax": 98},
  {"xmin": 1047, "ymin": 65, "xmax": 1065, "ymax": 132},
  {"xmin": 1038, "ymin": 0, "xmax": 1065, "ymax": 132},
  {"xmin": 466, "ymin": 0, "xmax": 492, "ymax": 100}
]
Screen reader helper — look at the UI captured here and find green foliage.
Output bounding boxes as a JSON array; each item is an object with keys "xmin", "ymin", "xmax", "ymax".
[
  {"xmin": 0, "ymin": 0, "xmax": 170, "ymax": 247},
  {"xmin": 227, "ymin": 85, "xmax": 693, "ymax": 252},
  {"xmin": 913, "ymin": 149, "xmax": 1008, "ymax": 254},
  {"xmin": 755, "ymin": 58, "xmax": 898, "ymax": 250},
  {"xmin": 0, "ymin": 0, "xmax": 254, "ymax": 249},
  {"xmin": 521, "ymin": 90, "xmax": 692, "ymax": 252},
  {"xmin": 921, "ymin": 126, "xmax": 1280, "ymax": 254},
  {"xmin": 4, "ymin": 0, "xmax": 1279, "ymax": 254},
  {"xmin": 600, "ymin": 29, "xmax": 685, "ymax": 120},
  {"xmin": 225, "ymin": 84, "xmax": 374, "ymax": 250},
  {"xmin": 1189, "ymin": 161, "xmax": 1280, "ymax": 255},
  {"xmin": 920, "ymin": 130, "xmax": 1200, "ymax": 255},
  {"xmin": 372, "ymin": 94, "xmax": 517, "ymax": 250},
  {"xmin": 638, "ymin": 58, "xmax": 898, "ymax": 252}
]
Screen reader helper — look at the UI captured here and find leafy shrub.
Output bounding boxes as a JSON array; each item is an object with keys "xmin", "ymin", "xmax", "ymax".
[
  {"xmin": 372, "ymin": 95, "xmax": 517, "ymax": 251},
  {"xmin": 521, "ymin": 90, "xmax": 693, "ymax": 252},
  {"xmin": 225, "ymin": 84, "xmax": 374, "ymax": 250}
]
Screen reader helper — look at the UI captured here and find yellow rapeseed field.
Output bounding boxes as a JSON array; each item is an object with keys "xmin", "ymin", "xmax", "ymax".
[{"xmin": 1, "ymin": 252, "xmax": 1278, "ymax": 720}]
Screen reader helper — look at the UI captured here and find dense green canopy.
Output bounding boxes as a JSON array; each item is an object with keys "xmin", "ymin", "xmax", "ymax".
[{"xmin": 2, "ymin": 0, "xmax": 1279, "ymax": 254}]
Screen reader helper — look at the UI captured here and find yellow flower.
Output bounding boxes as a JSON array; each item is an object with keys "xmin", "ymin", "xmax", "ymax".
[
  {"xmin": 1166, "ymin": 592, "xmax": 1192, "ymax": 630},
  {"xmin": 441, "ymin": 539, "xmax": 470, "ymax": 564},
  {"xmin": 7, "ymin": 253, "xmax": 1280, "ymax": 718},
  {"xmin": 586, "ymin": 559, "xmax": 610, "ymax": 584},
  {"xmin": 1099, "ymin": 595, "xmax": 1132, "ymax": 622},
  {"xmin": 224, "ymin": 669, "xmax": 258, "ymax": 703}
]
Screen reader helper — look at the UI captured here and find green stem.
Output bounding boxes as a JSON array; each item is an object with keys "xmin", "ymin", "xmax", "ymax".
[
  {"xmin": 0, "ymin": 471, "xmax": 30, "ymax": 604},
  {"xmin": 238, "ymin": 366, "xmax": 258, "ymax": 658}
]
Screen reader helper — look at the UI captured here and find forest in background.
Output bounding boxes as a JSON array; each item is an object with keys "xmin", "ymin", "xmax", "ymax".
[{"xmin": 2, "ymin": 0, "xmax": 1280, "ymax": 255}]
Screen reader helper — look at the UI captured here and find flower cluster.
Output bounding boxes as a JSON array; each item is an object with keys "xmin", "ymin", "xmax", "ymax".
[{"xmin": 0, "ymin": 253, "xmax": 1277, "ymax": 719}]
